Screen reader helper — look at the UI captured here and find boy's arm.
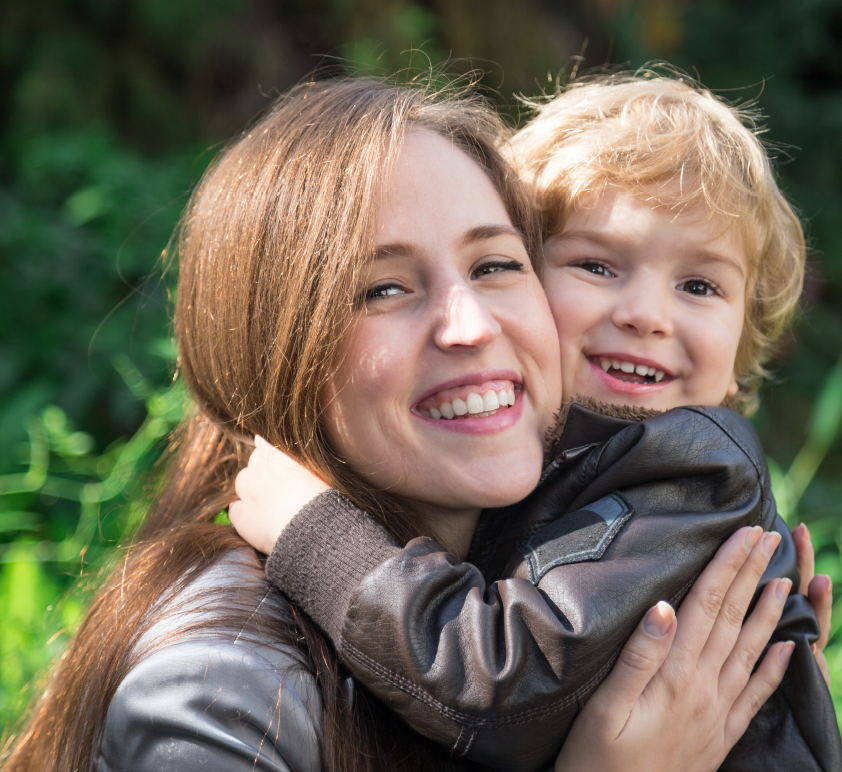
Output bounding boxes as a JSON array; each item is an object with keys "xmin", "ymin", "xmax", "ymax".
[{"xmin": 259, "ymin": 405, "xmax": 839, "ymax": 772}]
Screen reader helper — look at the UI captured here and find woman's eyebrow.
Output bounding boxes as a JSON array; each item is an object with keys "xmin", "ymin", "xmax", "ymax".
[
  {"xmin": 375, "ymin": 224, "xmax": 525, "ymax": 260},
  {"xmin": 460, "ymin": 223, "xmax": 525, "ymax": 246}
]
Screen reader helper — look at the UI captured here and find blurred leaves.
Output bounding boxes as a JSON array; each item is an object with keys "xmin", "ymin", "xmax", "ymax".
[{"xmin": 0, "ymin": 364, "xmax": 185, "ymax": 720}]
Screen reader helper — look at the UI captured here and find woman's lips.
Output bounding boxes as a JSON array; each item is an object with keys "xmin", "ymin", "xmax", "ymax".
[
  {"xmin": 414, "ymin": 387, "xmax": 524, "ymax": 434},
  {"xmin": 416, "ymin": 379, "xmax": 517, "ymax": 419}
]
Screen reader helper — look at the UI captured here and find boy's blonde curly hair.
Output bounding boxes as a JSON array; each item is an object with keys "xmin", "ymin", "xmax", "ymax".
[{"xmin": 508, "ymin": 70, "xmax": 806, "ymax": 415}]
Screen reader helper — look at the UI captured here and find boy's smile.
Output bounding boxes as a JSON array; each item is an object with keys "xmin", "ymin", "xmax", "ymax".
[{"xmin": 543, "ymin": 188, "xmax": 748, "ymax": 411}]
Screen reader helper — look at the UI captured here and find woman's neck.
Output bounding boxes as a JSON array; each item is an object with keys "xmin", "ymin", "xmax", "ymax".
[{"xmin": 416, "ymin": 505, "xmax": 482, "ymax": 560}]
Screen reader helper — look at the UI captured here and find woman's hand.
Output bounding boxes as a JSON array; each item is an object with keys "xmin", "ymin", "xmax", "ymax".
[
  {"xmin": 555, "ymin": 526, "xmax": 793, "ymax": 772},
  {"xmin": 229, "ymin": 436, "xmax": 329, "ymax": 554},
  {"xmin": 793, "ymin": 522, "xmax": 832, "ymax": 685}
]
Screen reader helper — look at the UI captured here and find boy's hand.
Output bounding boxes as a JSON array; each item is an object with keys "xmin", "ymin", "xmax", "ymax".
[
  {"xmin": 793, "ymin": 522, "xmax": 832, "ymax": 686},
  {"xmin": 229, "ymin": 436, "xmax": 330, "ymax": 554}
]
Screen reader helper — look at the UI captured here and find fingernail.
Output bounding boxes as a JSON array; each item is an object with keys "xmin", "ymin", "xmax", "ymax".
[
  {"xmin": 823, "ymin": 575, "xmax": 833, "ymax": 596},
  {"xmin": 745, "ymin": 525, "xmax": 762, "ymax": 552},
  {"xmin": 643, "ymin": 601, "xmax": 674, "ymax": 637},
  {"xmin": 803, "ymin": 523, "xmax": 812, "ymax": 542},
  {"xmin": 762, "ymin": 531, "xmax": 781, "ymax": 558},
  {"xmin": 811, "ymin": 643, "xmax": 818, "ymax": 655},
  {"xmin": 775, "ymin": 578, "xmax": 792, "ymax": 603},
  {"xmin": 780, "ymin": 641, "xmax": 795, "ymax": 665}
]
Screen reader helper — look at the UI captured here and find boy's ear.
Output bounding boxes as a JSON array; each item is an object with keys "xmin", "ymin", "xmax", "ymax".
[{"xmin": 727, "ymin": 373, "xmax": 739, "ymax": 396}]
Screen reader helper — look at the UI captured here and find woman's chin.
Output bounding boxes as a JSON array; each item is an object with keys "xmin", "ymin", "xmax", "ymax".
[{"xmin": 458, "ymin": 462, "xmax": 543, "ymax": 510}]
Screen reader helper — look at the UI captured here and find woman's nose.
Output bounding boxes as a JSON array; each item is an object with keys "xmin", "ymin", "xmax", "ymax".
[
  {"xmin": 611, "ymin": 286, "xmax": 674, "ymax": 338},
  {"xmin": 434, "ymin": 285, "xmax": 501, "ymax": 350}
]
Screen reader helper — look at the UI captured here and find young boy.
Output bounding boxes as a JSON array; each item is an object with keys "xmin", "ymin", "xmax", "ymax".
[{"xmin": 232, "ymin": 74, "xmax": 838, "ymax": 771}]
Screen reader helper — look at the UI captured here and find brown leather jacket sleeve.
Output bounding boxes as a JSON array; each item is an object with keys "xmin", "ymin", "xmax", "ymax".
[{"xmin": 266, "ymin": 405, "xmax": 841, "ymax": 772}]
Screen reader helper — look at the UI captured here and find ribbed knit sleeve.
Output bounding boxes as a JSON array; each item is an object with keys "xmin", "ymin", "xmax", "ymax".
[{"xmin": 265, "ymin": 489, "xmax": 402, "ymax": 642}]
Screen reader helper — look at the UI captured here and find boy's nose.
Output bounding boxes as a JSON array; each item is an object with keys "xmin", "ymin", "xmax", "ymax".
[
  {"xmin": 434, "ymin": 284, "xmax": 501, "ymax": 350},
  {"xmin": 611, "ymin": 288, "xmax": 674, "ymax": 338}
]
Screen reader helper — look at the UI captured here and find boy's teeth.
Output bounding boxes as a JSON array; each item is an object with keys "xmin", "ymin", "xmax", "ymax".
[{"xmin": 598, "ymin": 358, "xmax": 668, "ymax": 384}]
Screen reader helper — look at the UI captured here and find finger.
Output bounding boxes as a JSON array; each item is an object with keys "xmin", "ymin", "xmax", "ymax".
[
  {"xmin": 671, "ymin": 527, "xmax": 761, "ymax": 665},
  {"xmin": 228, "ymin": 499, "xmax": 241, "ymax": 526},
  {"xmin": 812, "ymin": 644, "xmax": 831, "ymax": 688},
  {"xmin": 718, "ymin": 577, "xmax": 790, "ymax": 702},
  {"xmin": 808, "ymin": 574, "xmax": 833, "ymax": 650},
  {"xmin": 589, "ymin": 601, "xmax": 677, "ymax": 735},
  {"xmin": 793, "ymin": 523, "xmax": 814, "ymax": 594},
  {"xmin": 698, "ymin": 530, "xmax": 780, "ymax": 669},
  {"xmin": 233, "ymin": 466, "xmax": 252, "ymax": 502},
  {"xmin": 724, "ymin": 640, "xmax": 794, "ymax": 749}
]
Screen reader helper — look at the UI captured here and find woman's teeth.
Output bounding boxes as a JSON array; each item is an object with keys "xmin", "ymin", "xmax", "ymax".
[
  {"xmin": 420, "ymin": 388, "xmax": 515, "ymax": 420},
  {"xmin": 598, "ymin": 357, "xmax": 666, "ymax": 383}
]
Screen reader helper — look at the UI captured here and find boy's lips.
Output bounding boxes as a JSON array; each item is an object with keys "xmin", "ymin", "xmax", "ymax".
[{"xmin": 587, "ymin": 354, "xmax": 676, "ymax": 394}]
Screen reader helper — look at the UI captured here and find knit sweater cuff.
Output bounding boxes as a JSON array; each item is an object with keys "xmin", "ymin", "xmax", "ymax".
[{"xmin": 265, "ymin": 489, "xmax": 402, "ymax": 643}]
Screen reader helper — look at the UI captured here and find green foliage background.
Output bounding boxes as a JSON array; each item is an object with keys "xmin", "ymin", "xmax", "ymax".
[{"xmin": 1, "ymin": 0, "xmax": 842, "ymax": 739}]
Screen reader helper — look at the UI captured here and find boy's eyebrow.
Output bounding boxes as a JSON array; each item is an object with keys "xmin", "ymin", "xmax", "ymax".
[
  {"xmin": 693, "ymin": 250, "xmax": 746, "ymax": 279},
  {"xmin": 551, "ymin": 233, "xmax": 747, "ymax": 279},
  {"xmin": 375, "ymin": 224, "xmax": 525, "ymax": 260},
  {"xmin": 374, "ymin": 242, "xmax": 413, "ymax": 260}
]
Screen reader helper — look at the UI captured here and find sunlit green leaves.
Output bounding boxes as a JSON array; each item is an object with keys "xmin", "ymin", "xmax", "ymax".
[{"xmin": 0, "ymin": 359, "xmax": 186, "ymax": 726}]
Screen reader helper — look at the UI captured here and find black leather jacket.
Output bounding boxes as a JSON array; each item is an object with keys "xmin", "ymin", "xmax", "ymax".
[
  {"xmin": 266, "ymin": 403, "xmax": 842, "ymax": 772},
  {"xmin": 98, "ymin": 552, "xmax": 326, "ymax": 772}
]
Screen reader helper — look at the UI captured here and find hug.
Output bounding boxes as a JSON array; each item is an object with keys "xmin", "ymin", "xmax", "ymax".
[{"xmin": 7, "ymin": 71, "xmax": 840, "ymax": 772}]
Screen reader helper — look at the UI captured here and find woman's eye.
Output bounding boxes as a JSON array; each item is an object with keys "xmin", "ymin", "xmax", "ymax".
[
  {"xmin": 678, "ymin": 278, "xmax": 719, "ymax": 297},
  {"xmin": 365, "ymin": 283, "xmax": 406, "ymax": 301},
  {"xmin": 472, "ymin": 259, "xmax": 524, "ymax": 279}
]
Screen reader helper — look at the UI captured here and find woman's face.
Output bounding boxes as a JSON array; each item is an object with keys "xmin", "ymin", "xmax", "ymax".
[{"xmin": 322, "ymin": 130, "xmax": 561, "ymax": 536}]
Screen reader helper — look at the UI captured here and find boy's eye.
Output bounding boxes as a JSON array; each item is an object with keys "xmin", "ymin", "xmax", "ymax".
[
  {"xmin": 472, "ymin": 259, "xmax": 524, "ymax": 279},
  {"xmin": 678, "ymin": 278, "xmax": 719, "ymax": 296},
  {"xmin": 573, "ymin": 260, "xmax": 614, "ymax": 277},
  {"xmin": 365, "ymin": 283, "xmax": 406, "ymax": 301}
]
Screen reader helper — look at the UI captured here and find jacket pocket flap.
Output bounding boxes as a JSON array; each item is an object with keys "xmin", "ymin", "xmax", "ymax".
[{"xmin": 520, "ymin": 493, "xmax": 634, "ymax": 584}]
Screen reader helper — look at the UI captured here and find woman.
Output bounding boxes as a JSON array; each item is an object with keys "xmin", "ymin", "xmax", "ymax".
[{"xmin": 5, "ymin": 76, "xmax": 795, "ymax": 772}]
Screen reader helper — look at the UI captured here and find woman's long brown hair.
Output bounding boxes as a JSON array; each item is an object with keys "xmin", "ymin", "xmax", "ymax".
[{"xmin": 2, "ymin": 76, "xmax": 541, "ymax": 772}]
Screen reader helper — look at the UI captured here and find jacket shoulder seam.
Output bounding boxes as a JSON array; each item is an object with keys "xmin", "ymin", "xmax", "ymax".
[{"xmin": 682, "ymin": 407, "xmax": 767, "ymax": 522}]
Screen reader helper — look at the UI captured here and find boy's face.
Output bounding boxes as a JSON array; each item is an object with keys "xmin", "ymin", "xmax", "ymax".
[{"xmin": 543, "ymin": 188, "xmax": 747, "ymax": 411}]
